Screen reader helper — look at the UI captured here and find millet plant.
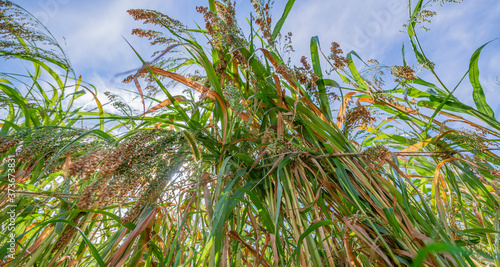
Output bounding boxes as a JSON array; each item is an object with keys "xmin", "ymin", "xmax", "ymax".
[{"xmin": 1, "ymin": 0, "xmax": 500, "ymax": 266}]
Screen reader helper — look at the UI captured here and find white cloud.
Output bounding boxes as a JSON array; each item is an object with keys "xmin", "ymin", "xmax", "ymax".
[
  {"xmin": 279, "ymin": 0, "xmax": 408, "ymax": 62},
  {"xmin": 17, "ymin": 0, "xmax": 500, "ymax": 119}
]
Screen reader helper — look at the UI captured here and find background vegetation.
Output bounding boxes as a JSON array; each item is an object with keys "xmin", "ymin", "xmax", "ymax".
[{"xmin": 1, "ymin": 0, "xmax": 500, "ymax": 266}]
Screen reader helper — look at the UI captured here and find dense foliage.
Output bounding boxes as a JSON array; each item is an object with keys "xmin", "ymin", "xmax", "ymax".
[{"xmin": 1, "ymin": 0, "xmax": 500, "ymax": 266}]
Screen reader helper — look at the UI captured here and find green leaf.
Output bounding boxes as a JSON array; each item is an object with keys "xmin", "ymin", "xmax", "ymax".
[
  {"xmin": 292, "ymin": 221, "xmax": 340, "ymax": 263},
  {"xmin": 310, "ymin": 36, "xmax": 332, "ymax": 121},
  {"xmin": 469, "ymin": 38, "xmax": 498, "ymax": 118},
  {"xmin": 346, "ymin": 51, "xmax": 369, "ymax": 90},
  {"xmin": 461, "ymin": 228, "xmax": 500, "ymax": 234},
  {"xmin": 413, "ymin": 243, "xmax": 470, "ymax": 267},
  {"xmin": 272, "ymin": 0, "xmax": 295, "ymax": 39},
  {"xmin": 32, "ymin": 219, "xmax": 106, "ymax": 267}
]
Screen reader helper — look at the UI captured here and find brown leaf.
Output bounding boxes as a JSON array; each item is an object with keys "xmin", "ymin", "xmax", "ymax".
[
  {"xmin": 62, "ymin": 152, "xmax": 71, "ymax": 180},
  {"xmin": 337, "ymin": 92, "xmax": 356, "ymax": 129},
  {"xmin": 143, "ymin": 96, "xmax": 187, "ymax": 115},
  {"xmin": 228, "ymin": 231, "xmax": 271, "ymax": 267},
  {"xmin": 133, "ymin": 78, "xmax": 146, "ymax": 114},
  {"xmin": 269, "ymin": 234, "xmax": 279, "ymax": 267},
  {"xmin": 108, "ymin": 208, "xmax": 158, "ymax": 266},
  {"xmin": 277, "ymin": 112, "xmax": 284, "ymax": 138}
]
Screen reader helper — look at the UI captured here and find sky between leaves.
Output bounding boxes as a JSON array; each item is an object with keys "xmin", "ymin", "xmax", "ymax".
[{"xmin": 8, "ymin": 0, "xmax": 500, "ymax": 122}]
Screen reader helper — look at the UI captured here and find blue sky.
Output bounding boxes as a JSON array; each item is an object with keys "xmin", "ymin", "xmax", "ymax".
[{"xmin": 11, "ymin": 0, "xmax": 500, "ymax": 120}]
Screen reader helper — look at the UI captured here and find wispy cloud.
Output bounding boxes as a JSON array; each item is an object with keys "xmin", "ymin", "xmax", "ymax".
[{"xmin": 280, "ymin": 0, "xmax": 408, "ymax": 62}]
